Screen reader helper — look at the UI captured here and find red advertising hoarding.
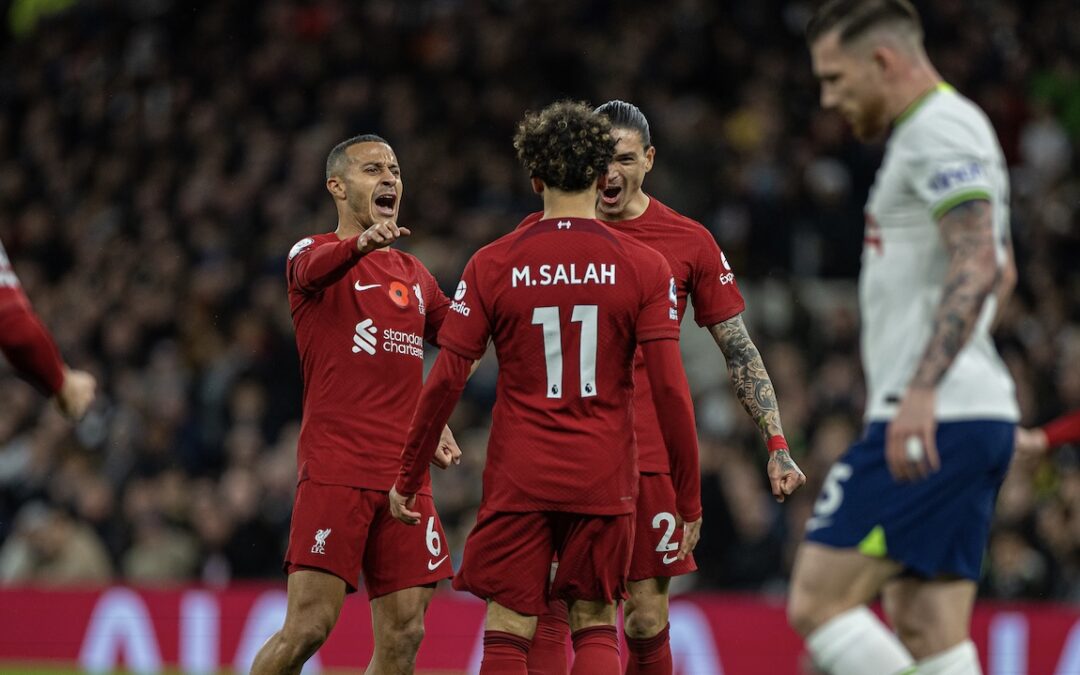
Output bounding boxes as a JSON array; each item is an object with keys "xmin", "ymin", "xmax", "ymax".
[{"xmin": 0, "ymin": 586, "xmax": 1076, "ymax": 673}]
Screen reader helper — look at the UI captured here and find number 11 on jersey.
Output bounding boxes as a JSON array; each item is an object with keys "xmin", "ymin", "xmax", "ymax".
[{"xmin": 531, "ymin": 305, "xmax": 598, "ymax": 399}]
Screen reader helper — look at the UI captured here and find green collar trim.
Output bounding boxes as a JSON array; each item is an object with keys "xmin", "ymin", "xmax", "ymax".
[{"xmin": 894, "ymin": 82, "xmax": 954, "ymax": 128}]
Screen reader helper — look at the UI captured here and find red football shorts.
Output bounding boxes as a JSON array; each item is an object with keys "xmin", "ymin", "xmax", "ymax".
[
  {"xmin": 628, "ymin": 472, "xmax": 697, "ymax": 581},
  {"xmin": 284, "ymin": 480, "xmax": 452, "ymax": 598},
  {"xmin": 453, "ymin": 508, "xmax": 634, "ymax": 616}
]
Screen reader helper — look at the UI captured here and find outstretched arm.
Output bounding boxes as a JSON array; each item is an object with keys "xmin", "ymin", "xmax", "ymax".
[
  {"xmin": 709, "ymin": 315, "xmax": 805, "ymax": 501},
  {"xmin": 887, "ymin": 199, "xmax": 999, "ymax": 481},
  {"xmin": 289, "ymin": 222, "xmax": 410, "ymax": 294}
]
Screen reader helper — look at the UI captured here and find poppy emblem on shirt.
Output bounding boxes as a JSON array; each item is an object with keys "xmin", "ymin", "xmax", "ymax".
[{"xmin": 389, "ymin": 281, "xmax": 410, "ymax": 308}]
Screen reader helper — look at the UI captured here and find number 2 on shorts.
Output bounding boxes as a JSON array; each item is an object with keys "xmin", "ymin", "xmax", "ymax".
[{"xmin": 653, "ymin": 512, "xmax": 678, "ymax": 554}]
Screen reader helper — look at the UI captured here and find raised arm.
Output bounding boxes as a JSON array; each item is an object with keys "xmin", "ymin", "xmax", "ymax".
[
  {"xmin": 288, "ymin": 222, "xmax": 409, "ymax": 294},
  {"xmin": 709, "ymin": 315, "xmax": 805, "ymax": 502},
  {"xmin": 887, "ymin": 199, "xmax": 999, "ymax": 480}
]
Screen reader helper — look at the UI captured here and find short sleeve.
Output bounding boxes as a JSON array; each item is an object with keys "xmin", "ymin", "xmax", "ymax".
[
  {"xmin": 908, "ymin": 149, "xmax": 995, "ymax": 221},
  {"xmin": 636, "ymin": 249, "xmax": 680, "ymax": 343},
  {"xmin": 689, "ymin": 233, "xmax": 746, "ymax": 327},
  {"xmin": 421, "ymin": 267, "xmax": 451, "ymax": 346},
  {"xmin": 432, "ymin": 256, "xmax": 492, "ymax": 360}
]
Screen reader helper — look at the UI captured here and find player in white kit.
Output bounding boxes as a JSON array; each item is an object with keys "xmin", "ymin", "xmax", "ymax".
[{"xmin": 787, "ymin": 1, "xmax": 1019, "ymax": 674}]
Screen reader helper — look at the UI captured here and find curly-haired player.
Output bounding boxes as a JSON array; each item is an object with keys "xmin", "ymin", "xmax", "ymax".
[{"xmin": 390, "ymin": 100, "xmax": 703, "ymax": 675}]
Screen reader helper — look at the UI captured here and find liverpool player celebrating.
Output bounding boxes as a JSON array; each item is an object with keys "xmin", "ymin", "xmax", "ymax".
[
  {"xmin": 252, "ymin": 135, "xmax": 459, "ymax": 675},
  {"xmin": 389, "ymin": 101, "xmax": 703, "ymax": 675},
  {"xmin": 522, "ymin": 100, "xmax": 806, "ymax": 675},
  {"xmin": 0, "ymin": 239, "xmax": 96, "ymax": 419}
]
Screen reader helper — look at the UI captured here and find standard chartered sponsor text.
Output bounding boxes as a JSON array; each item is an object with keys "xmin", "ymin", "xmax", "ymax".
[{"xmin": 383, "ymin": 328, "xmax": 424, "ymax": 358}]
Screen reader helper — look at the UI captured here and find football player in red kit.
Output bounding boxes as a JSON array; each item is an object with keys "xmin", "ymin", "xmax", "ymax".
[
  {"xmin": 1016, "ymin": 409, "xmax": 1080, "ymax": 458},
  {"xmin": 389, "ymin": 101, "xmax": 703, "ymax": 675},
  {"xmin": 522, "ymin": 101, "xmax": 806, "ymax": 675},
  {"xmin": 251, "ymin": 135, "xmax": 460, "ymax": 675},
  {"xmin": 0, "ymin": 239, "xmax": 95, "ymax": 419}
]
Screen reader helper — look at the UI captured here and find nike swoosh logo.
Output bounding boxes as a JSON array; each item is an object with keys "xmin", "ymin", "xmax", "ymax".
[
  {"xmin": 662, "ymin": 553, "xmax": 679, "ymax": 565},
  {"xmin": 427, "ymin": 555, "xmax": 449, "ymax": 571},
  {"xmin": 354, "ymin": 282, "xmax": 381, "ymax": 291}
]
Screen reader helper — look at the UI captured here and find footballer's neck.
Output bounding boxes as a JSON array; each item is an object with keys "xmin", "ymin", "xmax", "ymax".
[
  {"xmin": 886, "ymin": 61, "xmax": 944, "ymax": 125},
  {"xmin": 604, "ymin": 189, "xmax": 650, "ymax": 222},
  {"xmin": 542, "ymin": 187, "xmax": 599, "ymax": 220}
]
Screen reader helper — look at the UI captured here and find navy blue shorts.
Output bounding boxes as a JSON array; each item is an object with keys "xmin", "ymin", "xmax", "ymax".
[{"xmin": 804, "ymin": 420, "xmax": 1014, "ymax": 580}]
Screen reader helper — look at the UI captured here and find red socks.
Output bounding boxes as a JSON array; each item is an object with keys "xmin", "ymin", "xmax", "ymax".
[
  {"xmin": 528, "ymin": 599, "xmax": 570, "ymax": 675},
  {"xmin": 482, "ymin": 631, "xmax": 531, "ymax": 675},
  {"xmin": 625, "ymin": 623, "xmax": 672, "ymax": 675},
  {"xmin": 570, "ymin": 625, "xmax": 620, "ymax": 675}
]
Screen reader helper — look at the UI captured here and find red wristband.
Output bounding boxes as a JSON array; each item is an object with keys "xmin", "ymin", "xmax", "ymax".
[{"xmin": 767, "ymin": 435, "xmax": 788, "ymax": 453}]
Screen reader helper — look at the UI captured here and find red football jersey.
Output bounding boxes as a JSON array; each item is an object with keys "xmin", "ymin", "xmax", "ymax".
[
  {"xmin": 0, "ymin": 238, "xmax": 29, "ymax": 314},
  {"xmin": 287, "ymin": 233, "xmax": 450, "ymax": 492},
  {"xmin": 0, "ymin": 238, "xmax": 65, "ymax": 395},
  {"xmin": 437, "ymin": 217, "xmax": 679, "ymax": 515},
  {"xmin": 519, "ymin": 197, "xmax": 745, "ymax": 473}
]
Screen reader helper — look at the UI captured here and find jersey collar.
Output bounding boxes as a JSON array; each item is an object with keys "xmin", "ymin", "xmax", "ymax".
[{"xmin": 893, "ymin": 82, "xmax": 954, "ymax": 129}]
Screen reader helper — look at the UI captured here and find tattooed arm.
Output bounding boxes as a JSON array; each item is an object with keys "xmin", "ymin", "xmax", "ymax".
[
  {"xmin": 709, "ymin": 315, "xmax": 805, "ymax": 501},
  {"xmin": 709, "ymin": 315, "xmax": 784, "ymax": 438},
  {"xmin": 886, "ymin": 199, "xmax": 1000, "ymax": 481},
  {"xmin": 909, "ymin": 200, "xmax": 1000, "ymax": 389}
]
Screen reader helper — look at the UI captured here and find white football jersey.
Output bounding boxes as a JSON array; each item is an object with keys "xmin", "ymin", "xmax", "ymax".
[{"xmin": 861, "ymin": 83, "xmax": 1018, "ymax": 422}]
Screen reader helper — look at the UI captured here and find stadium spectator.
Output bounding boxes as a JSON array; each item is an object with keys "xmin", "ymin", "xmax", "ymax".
[{"xmin": 0, "ymin": 0, "xmax": 1076, "ymax": 606}]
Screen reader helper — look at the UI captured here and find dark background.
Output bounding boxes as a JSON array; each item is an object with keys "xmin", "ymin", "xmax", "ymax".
[{"xmin": 0, "ymin": 0, "xmax": 1077, "ymax": 600}]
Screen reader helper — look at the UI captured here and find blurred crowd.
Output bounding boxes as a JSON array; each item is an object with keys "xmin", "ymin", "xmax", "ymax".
[{"xmin": 0, "ymin": 0, "xmax": 1078, "ymax": 600}]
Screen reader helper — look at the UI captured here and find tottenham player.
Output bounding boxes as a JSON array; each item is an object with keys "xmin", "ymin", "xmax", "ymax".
[
  {"xmin": 523, "ymin": 101, "xmax": 807, "ymax": 675},
  {"xmin": 389, "ymin": 101, "xmax": 703, "ymax": 675},
  {"xmin": 787, "ymin": 2, "xmax": 1019, "ymax": 674},
  {"xmin": 0, "ymin": 239, "xmax": 96, "ymax": 419},
  {"xmin": 251, "ymin": 135, "xmax": 461, "ymax": 675}
]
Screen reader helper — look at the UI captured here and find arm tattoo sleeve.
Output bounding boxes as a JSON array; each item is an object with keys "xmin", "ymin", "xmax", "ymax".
[
  {"xmin": 709, "ymin": 314, "xmax": 785, "ymax": 441},
  {"xmin": 910, "ymin": 199, "xmax": 999, "ymax": 389}
]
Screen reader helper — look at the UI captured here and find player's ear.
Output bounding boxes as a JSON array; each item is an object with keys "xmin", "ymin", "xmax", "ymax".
[
  {"xmin": 872, "ymin": 45, "xmax": 895, "ymax": 79},
  {"xmin": 530, "ymin": 177, "xmax": 545, "ymax": 195},
  {"xmin": 643, "ymin": 145, "xmax": 656, "ymax": 173},
  {"xmin": 326, "ymin": 176, "xmax": 346, "ymax": 201}
]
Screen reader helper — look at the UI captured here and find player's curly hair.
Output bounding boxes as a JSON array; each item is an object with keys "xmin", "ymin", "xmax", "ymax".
[{"xmin": 513, "ymin": 101, "xmax": 615, "ymax": 192}]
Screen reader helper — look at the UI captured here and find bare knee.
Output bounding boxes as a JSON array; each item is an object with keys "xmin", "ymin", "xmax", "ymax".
[
  {"xmin": 624, "ymin": 596, "xmax": 667, "ymax": 639},
  {"xmin": 378, "ymin": 613, "xmax": 426, "ymax": 655},
  {"xmin": 787, "ymin": 582, "xmax": 826, "ymax": 638},
  {"xmin": 280, "ymin": 610, "xmax": 335, "ymax": 658},
  {"xmin": 786, "ymin": 569, "xmax": 856, "ymax": 638},
  {"xmin": 889, "ymin": 612, "xmax": 932, "ymax": 657}
]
